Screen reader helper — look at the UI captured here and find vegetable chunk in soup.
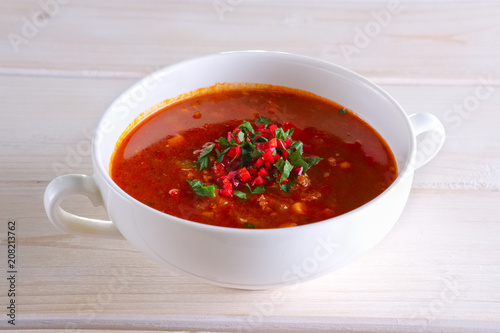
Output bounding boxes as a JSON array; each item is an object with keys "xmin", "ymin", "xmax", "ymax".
[{"xmin": 110, "ymin": 84, "xmax": 398, "ymax": 229}]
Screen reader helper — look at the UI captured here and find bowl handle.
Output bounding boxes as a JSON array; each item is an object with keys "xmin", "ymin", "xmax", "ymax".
[
  {"xmin": 409, "ymin": 113, "xmax": 446, "ymax": 170},
  {"xmin": 44, "ymin": 174, "xmax": 124, "ymax": 239}
]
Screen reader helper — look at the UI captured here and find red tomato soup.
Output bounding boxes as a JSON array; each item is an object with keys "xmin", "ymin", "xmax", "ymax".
[{"xmin": 110, "ymin": 84, "xmax": 398, "ymax": 229}]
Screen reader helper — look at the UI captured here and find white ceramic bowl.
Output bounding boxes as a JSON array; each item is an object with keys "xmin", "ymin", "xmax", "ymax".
[{"xmin": 44, "ymin": 51, "xmax": 445, "ymax": 289}]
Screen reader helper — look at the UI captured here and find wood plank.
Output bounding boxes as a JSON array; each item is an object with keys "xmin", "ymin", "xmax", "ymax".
[
  {"xmin": 0, "ymin": 75, "xmax": 135, "ymax": 184},
  {"xmin": 14, "ymin": 315, "xmax": 500, "ymax": 332},
  {"xmin": 0, "ymin": 1, "xmax": 499, "ymax": 81}
]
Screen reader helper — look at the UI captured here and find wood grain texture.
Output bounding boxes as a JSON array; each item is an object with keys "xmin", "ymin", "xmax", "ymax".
[
  {"xmin": 0, "ymin": 1, "xmax": 499, "ymax": 80},
  {"xmin": 0, "ymin": 0, "xmax": 499, "ymax": 331}
]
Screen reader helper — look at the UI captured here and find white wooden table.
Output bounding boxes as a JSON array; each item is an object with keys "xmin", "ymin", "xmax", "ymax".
[{"xmin": 1, "ymin": 1, "xmax": 499, "ymax": 332}]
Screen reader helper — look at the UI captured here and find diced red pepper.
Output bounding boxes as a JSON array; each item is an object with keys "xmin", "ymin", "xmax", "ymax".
[
  {"xmin": 219, "ymin": 179, "xmax": 233, "ymax": 197},
  {"xmin": 257, "ymin": 167, "xmax": 269, "ymax": 177},
  {"xmin": 227, "ymin": 145, "xmax": 241, "ymax": 159},
  {"xmin": 268, "ymin": 124, "xmax": 278, "ymax": 134},
  {"xmin": 212, "ymin": 162, "xmax": 226, "ymax": 178},
  {"xmin": 265, "ymin": 162, "xmax": 271, "ymax": 170},
  {"xmin": 256, "ymin": 142, "xmax": 267, "ymax": 151},
  {"xmin": 252, "ymin": 176, "xmax": 265, "ymax": 186},
  {"xmin": 256, "ymin": 124, "xmax": 266, "ymax": 131},
  {"xmin": 262, "ymin": 150, "xmax": 275, "ymax": 164},
  {"xmin": 268, "ymin": 138, "xmax": 278, "ymax": 149},
  {"xmin": 227, "ymin": 131, "xmax": 232, "ymax": 143},
  {"xmin": 225, "ymin": 170, "xmax": 237, "ymax": 179},
  {"xmin": 257, "ymin": 138, "xmax": 277, "ymax": 152},
  {"xmin": 273, "ymin": 152, "xmax": 280, "ymax": 162},
  {"xmin": 220, "ymin": 190, "xmax": 232, "ymax": 197},
  {"xmin": 282, "ymin": 149, "xmax": 289, "ymax": 159},
  {"xmin": 238, "ymin": 167, "xmax": 251, "ymax": 183},
  {"xmin": 249, "ymin": 167, "xmax": 257, "ymax": 175},
  {"xmin": 254, "ymin": 157, "xmax": 264, "ymax": 169},
  {"xmin": 263, "ymin": 128, "xmax": 274, "ymax": 139}
]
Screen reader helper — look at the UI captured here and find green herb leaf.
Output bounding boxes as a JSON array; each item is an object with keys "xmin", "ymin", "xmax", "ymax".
[
  {"xmin": 233, "ymin": 190, "xmax": 247, "ymax": 200},
  {"xmin": 255, "ymin": 116, "xmax": 270, "ymax": 126},
  {"xmin": 339, "ymin": 108, "xmax": 347, "ymax": 114},
  {"xmin": 276, "ymin": 127, "xmax": 294, "ymax": 140},
  {"xmin": 187, "ymin": 180, "xmax": 216, "ymax": 197},
  {"xmin": 217, "ymin": 136, "xmax": 228, "ymax": 146},
  {"xmin": 241, "ymin": 139, "xmax": 256, "ymax": 149},
  {"xmin": 252, "ymin": 185, "xmax": 266, "ymax": 193},
  {"xmin": 245, "ymin": 183, "xmax": 266, "ymax": 194},
  {"xmin": 280, "ymin": 181, "xmax": 296, "ymax": 192},
  {"xmin": 306, "ymin": 156, "xmax": 323, "ymax": 169},
  {"xmin": 240, "ymin": 146, "xmax": 254, "ymax": 167},
  {"xmin": 228, "ymin": 132, "xmax": 238, "ymax": 145},
  {"xmin": 237, "ymin": 131, "xmax": 245, "ymax": 143},
  {"xmin": 275, "ymin": 158, "xmax": 285, "ymax": 171},
  {"xmin": 194, "ymin": 145, "xmax": 214, "ymax": 170},
  {"xmin": 279, "ymin": 160, "xmax": 293, "ymax": 183},
  {"xmin": 288, "ymin": 149, "xmax": 308, "ymax": 169},
  {"xmin": 238, "ymin": 120, "xmax": 255, "ymax": 134},
  {"xmin": 290, "ymin": 140, "xmax": 303, "ymax": 155},
  {"xmin": 215, "ymin": 148, "xmax": 224, "ymax": 163},
  {"xmin": 275, "ymin": 127, "xmax": 287, "ymax": 140},
  {"xmin": 243, "ymin": 222, "xmax": 255, "ymax": 228},
  {"xmin": 250, "ymin": 149, "xmax": 263, "ymax": 159}
]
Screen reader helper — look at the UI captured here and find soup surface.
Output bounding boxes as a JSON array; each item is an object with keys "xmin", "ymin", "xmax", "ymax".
[{"xmin": 110, "ymin": 84, "xmax": 398, "ymax": 229}]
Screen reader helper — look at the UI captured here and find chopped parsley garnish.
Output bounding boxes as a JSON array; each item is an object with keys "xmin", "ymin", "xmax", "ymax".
[
  {"xmin": 275, "ymin": 127, "xmax": 294, "ymax": 141},
  {"xmin": 233, "ymin": 190, "xmax": 247, "ymax": 200},
  {"xmin": 245, "ymin": 184, "xmax": 266, "ymax": 194},
  {"xmin": 186, "ymin": 180, "xmax": 216, "ymax": 197},
  {"xmin": 279, "ymin": 181, "xmax": 297, "ymax": 192},
  {"xmin": 254, "ymin": 116, "xmax": 270, "ymax": 126},
  {"xmin": 238, "ymin": 120, "xmax": 255, "ymax": 134},
  {"xmin": 306, "ymin": 156, "xmax": 323, "ymax": 169},
  {"xmin": 189, "ymin": 117, "xmax": 323, "ymax": 198},
  {"xmin": 194, "ymin": 145, "xmax": 214, "ymax": 170}
]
